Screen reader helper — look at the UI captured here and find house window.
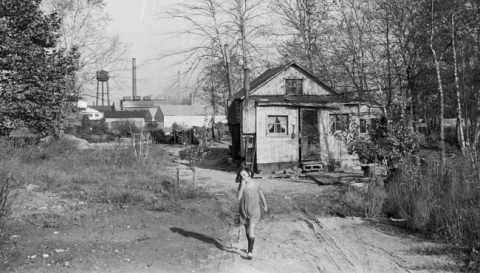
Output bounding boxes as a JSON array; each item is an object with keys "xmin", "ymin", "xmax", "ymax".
[
  {"xmin": 94, "ymin": 114, "xmax": 99, "ymax": 117},
  {"xmin": 267, "ymin": 115, "xmax": 288, "ymax": 135},
  {"xmin": 359, "ymin": 119, "xmax": 367, "ymax": 134},
  {"xmin": 88, "ymin": 114, "xmax": 93, "ymax": 117},
  {"xmin": 330, "ymin": 114, "xmax": 349, "ymax": 133},
  {"xmin": 286, "ymin": 79, "xmax": 303, "ymax": 95}
]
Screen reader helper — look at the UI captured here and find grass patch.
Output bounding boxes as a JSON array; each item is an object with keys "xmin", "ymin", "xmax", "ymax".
[
  {"xmin": 343, "ymin": 183, "xmax": 386, "ymax": 218},
  {"xmin": 341, "ymin": 153, "xmax": 480, "ymax": 271},
  {"xmin": 0, "ymin": 139, "xmax": 173, "ymax": 205},
  {"xmin": 181, "ymin": 184, "xmax": 212, "ymax": 200},
  {"xmin": 0, "ymin": 138, "xmax": 215, "ymax": 207}
]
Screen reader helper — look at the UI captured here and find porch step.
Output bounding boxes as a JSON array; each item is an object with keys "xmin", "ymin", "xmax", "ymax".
[{"xmin": 302, "ymin": 162, "xmax": 324, "ymax": 173}]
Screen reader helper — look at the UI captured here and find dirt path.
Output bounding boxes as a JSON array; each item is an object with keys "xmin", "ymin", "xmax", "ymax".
[
  {"xmin": 2, "ymin": 143, "xmax": 456, "ymax": 273},
  {"xmin": 166, "ymin": 144, "xmax": 455, "ymax": 273}
]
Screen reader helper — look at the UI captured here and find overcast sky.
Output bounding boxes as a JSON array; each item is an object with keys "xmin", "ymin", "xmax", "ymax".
[{"xmin": 105, "ymin": 0, "xmax": 185, "ymax": 101}]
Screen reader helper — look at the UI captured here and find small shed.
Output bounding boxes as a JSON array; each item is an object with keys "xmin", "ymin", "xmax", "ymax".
[
  {"xmin": 229, "ymin": 62, "xmax": 381, "ymax": 173},
  {"xmin": 104, "ymin": 111, "xmax": 149, "ymax": 130}
]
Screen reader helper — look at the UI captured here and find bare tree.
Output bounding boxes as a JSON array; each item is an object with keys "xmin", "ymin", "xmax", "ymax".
[
  {"xmin": 42, "ymin": 0, "xmax": 131, "ymax": 97},
  {"xmin": 271, "ymin": 0, "xmax": 335, "ymax": 78},
  {"xmin": 157, "ymin": 0, "xmax": 272, "ymax": 98}
]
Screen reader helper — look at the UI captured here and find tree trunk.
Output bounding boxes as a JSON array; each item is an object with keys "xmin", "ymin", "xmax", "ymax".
[
  {"xmin": 474, "ymin": 94, "xmax": 480, "ymax": 180},
  {"xmin": 430, "ymin": 0, "xmax": 446, "ymax": 167},
  {"xmin": 192, "ymin": 168, "xmax": 196, "ymax": 188},
  {"xmin": 452, "ymin": 14, "xmax": 466, "ymax": 155}
]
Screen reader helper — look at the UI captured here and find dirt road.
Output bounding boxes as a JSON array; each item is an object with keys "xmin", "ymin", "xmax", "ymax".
[
  {"xmin": 3, "ymin": 143, "xmax": 455, "ymax": 272},
  {"xmin": 171, "ymin": 144, "xmax": 455, "ymax": 273}
]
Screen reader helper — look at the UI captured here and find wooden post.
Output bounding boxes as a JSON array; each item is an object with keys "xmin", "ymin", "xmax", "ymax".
[
  {"xmin": 244, "ymin": 63, "xmax": 250, "ymax": 101},
  {"xmin": 176, "ymin": 168, "xmax": 180, "ymax": 196},
  {"xmin": 224, "ymin": 44, "xmax": 234, "ymax": 105}
]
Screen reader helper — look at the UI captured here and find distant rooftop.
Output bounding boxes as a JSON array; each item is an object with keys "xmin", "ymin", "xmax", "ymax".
[
  {"xmin": 89, "ymin": 105, "xmax": 114, "ymax": 112},
  {"xmin": 159, "ymin": 105, "xmax": 212, "ymax": 116},
  {"xmin": 104, "ymin": 111, "xmax": 148, "ymax": 119}
]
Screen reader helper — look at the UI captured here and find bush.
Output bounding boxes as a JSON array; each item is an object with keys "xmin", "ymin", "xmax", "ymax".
[
  {"xmin": 385, "ymin": 156, "xmax": 480, "ymax": 246},
  {"xmin": 110, "ymin": 120, "xmax": 140, "ymax": 137},
  {"xmin": 337, "ymin": 114, "xmax": 419, "ymax": 167}
]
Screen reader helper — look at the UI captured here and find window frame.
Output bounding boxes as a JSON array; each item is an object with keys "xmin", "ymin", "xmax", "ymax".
[
  {"xmin": 285, "ymin": 79, "xmax": 303, "ymax": 95},
  {"xmin": 359, "ymin": 118, "xmax": 367, "ymax": 134},
  {"xmin": 266, "ymin": 115, "xmax": 289, "ymax": 137},
  {"xmin": 329, "ymin": 114, "xmax": 349, "ymax": 134}
]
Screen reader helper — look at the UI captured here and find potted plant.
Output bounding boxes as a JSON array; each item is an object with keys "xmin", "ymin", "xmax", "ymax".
[
  {"xmin": 327, "ymin": 159, "xmax": 341, "ymax": 172},
  {"xmin": 346, "ymin": 140, "xmax": 383, "ymax": 177}
]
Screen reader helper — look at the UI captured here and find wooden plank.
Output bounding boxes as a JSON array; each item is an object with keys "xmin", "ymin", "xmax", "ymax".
[
  {"xmin": 256, "ymin": 106, "xmax": 298, "ymax": 164},
  {"xmin": 242, "ymin": 100, "xmax": 256, "ymax": 134}
]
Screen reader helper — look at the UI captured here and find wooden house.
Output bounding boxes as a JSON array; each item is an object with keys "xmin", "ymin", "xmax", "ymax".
[
  {"xmin": 79, "ymin": 105, "xmax": 114, "ymax": 121},
  {"xmin": 229, "ymin": 62, "xmax": 381, "ymax": 173}
]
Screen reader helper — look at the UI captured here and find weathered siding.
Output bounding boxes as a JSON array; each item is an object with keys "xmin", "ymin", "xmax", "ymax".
[
  {"xmin": 318, "ymin": 106, "xmax": 360, "ymax": 167},
  {"xmin": 252, "ymin": 66, "xmax": 332, "ymax": 96},
  {"xmin": 255, "ymin": 106, "xmax": 298, "ymax": 164}
]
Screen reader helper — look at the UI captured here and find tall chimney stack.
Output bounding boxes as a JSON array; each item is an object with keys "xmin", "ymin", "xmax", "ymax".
[{"xmin": 132, "ymin": 58, "xmax": 137, "ymax": 98}]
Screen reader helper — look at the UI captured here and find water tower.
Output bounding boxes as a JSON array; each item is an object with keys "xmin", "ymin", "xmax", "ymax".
[{"xmin": 96, "ymin": 70, "xmax": 110, "ymax": 106}]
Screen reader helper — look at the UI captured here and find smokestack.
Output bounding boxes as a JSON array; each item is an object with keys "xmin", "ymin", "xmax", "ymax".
[{"xmin": 132, "ymin": 58, "xmax": 137, "ymax": 98}]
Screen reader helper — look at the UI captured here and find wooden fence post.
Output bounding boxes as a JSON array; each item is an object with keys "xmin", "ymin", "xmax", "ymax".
[{"xmin": 176, "ymin": 168, "xmax": 180, "ymax": 196}]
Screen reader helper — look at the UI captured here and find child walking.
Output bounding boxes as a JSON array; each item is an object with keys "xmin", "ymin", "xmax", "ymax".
[{"xmin": 236, "ymin": 167, "xmax": 267, "ymax": 259}]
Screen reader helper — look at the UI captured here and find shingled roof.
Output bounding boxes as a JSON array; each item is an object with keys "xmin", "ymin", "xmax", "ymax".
[
  {"xmin": 90, "ymin": 105, "xmax": 114, "ymax": 112},
  {"xmin": 234, "ymin": 62, "xmax": 339, "ymax": 99},
  {"xmin": 249, "ymin": 95, "xmax": 360, "ymax": 104}
]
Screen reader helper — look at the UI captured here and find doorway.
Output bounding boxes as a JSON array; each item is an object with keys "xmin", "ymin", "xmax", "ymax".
[{"xmin": 299, "ymin": 108, "xmax": 321, "ymax": 161}]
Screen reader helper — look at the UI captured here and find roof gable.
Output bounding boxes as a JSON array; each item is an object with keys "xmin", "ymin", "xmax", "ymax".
[{"xmin": 234, "ymin": 62, "xmax": 339, "ymax": 99}]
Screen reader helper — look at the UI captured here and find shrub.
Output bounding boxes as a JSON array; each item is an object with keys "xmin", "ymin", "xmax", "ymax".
[
  {"xmin": 336, "ymin": 110, "xmax": 419, "ymax": 167},
  {"xmin": 182, "ymin": 125, "xmax": 212, "ymax": 187},
  {"xmin": 385, "ymin": 156, "xmax": 480, "ymax": 247}
]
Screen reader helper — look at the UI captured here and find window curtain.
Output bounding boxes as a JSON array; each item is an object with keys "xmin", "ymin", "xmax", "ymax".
[{"xmin": 268, "ymin": 116, "xmax": 287, "ymax": 133}]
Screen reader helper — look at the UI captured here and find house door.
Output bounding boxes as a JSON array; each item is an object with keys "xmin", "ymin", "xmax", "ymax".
[{"xmin": 299, "ymin": 109, "xmax": 321, "ymax": 161}]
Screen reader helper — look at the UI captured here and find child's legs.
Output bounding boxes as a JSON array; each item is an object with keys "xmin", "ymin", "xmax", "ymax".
[
  {"xmin": 249, "ymin": 223, "xmax": 256, "ymax": 238},
  {"xmin": 244, "ymin": 219, "xmax": 255, "ymax": 237}
]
